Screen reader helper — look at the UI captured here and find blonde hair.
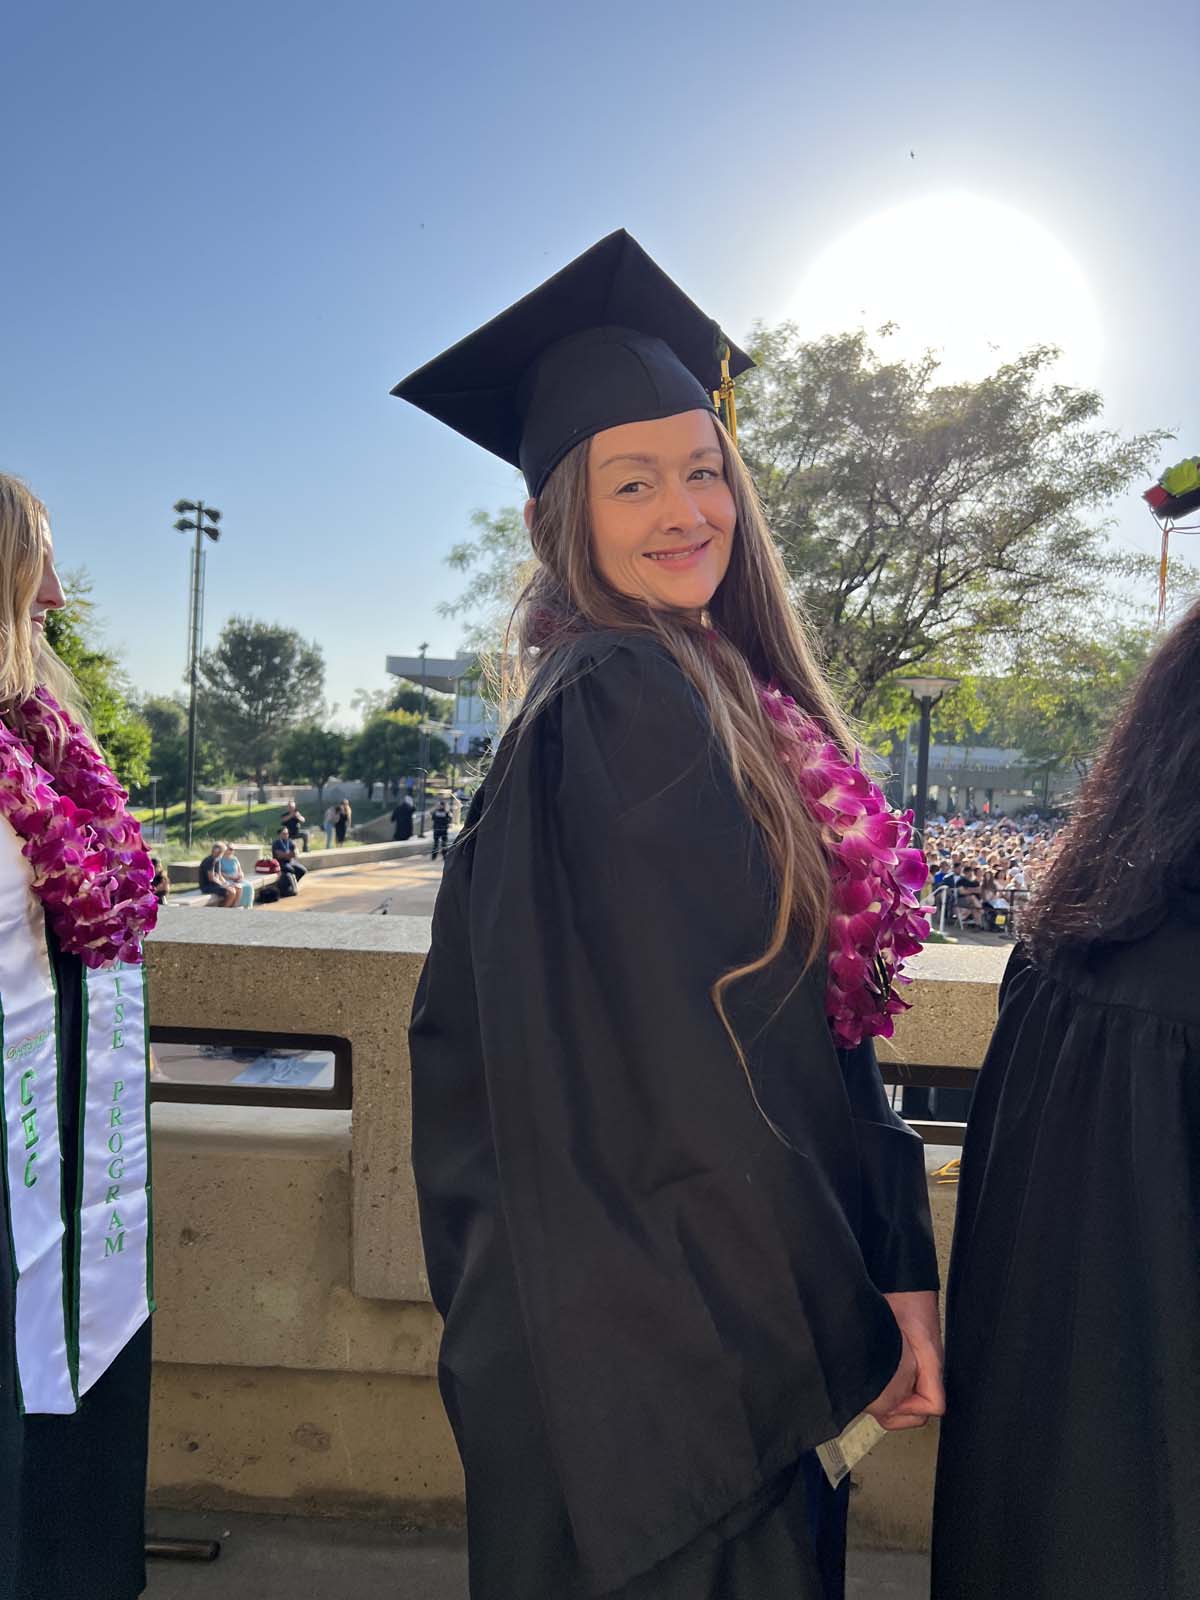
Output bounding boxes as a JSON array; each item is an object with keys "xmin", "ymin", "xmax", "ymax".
[
  {"xmin": 0, "ymin": 473, "xmax": 84, "ymax": 761},
  {"xmin": 500, "ymin": 418, "xmax": 854, "ymax": 1057}
]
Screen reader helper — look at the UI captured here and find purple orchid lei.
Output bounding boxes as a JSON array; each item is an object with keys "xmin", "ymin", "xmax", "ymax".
[
  {"xmin": 759, "ymin": 685, "xmax": 929, "ymax": 1049},
  {"xmin": 0, "ymin": 688, "xmax": 157, "ymax": 967}
]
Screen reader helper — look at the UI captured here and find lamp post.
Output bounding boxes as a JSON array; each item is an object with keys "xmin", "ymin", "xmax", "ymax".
[
  {"xmin": 416, "ymin": 642, "xmax": 429, "ymax": 838},
  {"xmin": 894, "ymin": 676, "xmax": 960, "ymax": 848},
  {"xmin": 173, "ymin": 500, "xmax": 222, "ymax": 849}
]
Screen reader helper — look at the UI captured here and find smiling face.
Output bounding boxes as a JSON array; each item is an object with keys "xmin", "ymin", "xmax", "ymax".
[{"xmin": 582, "ymin": 410, "xmax": 736, "ymax": 612}]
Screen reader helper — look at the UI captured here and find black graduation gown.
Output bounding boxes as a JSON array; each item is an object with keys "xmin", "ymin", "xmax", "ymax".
[
  {"xmin": 0, "ymin": 925, "xmax": 150, "ymax": 1600},
  {"xmin": 410, "ymin": 631, "xmax": 938, "ymax": 1600},
  {"xmin": 932, "ymin": 908, "xmax": 1200, "ymax": 1600}
]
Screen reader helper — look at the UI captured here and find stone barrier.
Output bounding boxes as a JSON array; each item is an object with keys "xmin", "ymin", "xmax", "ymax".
[{"xmin": 144, "ymin": 914, "xmax": 995, "ymax": 1547}]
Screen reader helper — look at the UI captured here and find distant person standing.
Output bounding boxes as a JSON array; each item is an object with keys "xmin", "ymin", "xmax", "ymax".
[
  {"xmin": 281, "ymin": 800, "xmax": 310, "ymax": 852},
  {"xmin": 335, "ymin": 799, "xmax": 351, "ymax": 846},
  {"xmin": 430, "ymin": 797, "xmax": 451, "ymax": 860},
  {"xmin": 323, "ymin": 802, "xmax": 338, "ymax": 849},
  {"xmin": 391, "ymin": 793, "xmax": 415, "ymax": 841}
]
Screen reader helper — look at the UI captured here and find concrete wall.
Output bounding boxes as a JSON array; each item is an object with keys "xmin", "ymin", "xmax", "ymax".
[{"xmin": 144, "ymin": 914, "xmax": 996, "ymax": 1548}]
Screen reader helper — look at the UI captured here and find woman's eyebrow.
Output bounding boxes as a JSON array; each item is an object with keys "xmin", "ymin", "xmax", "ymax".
[
  {"xmin": 596, "ymin": 452, "xmax": 656, "ymax": 469},
  {"xmin": 596, "ymin": 446, "xmax": 723, "ymax": 470}
]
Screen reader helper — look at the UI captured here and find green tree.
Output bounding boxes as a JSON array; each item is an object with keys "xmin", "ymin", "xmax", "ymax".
[
  {"xmin": 440, "ymin": 505, "xmax": 533, "ymax": 656},
  {"xmin": 197, "ymin": 617, "xmax": 325, "ymax": 793},
  {"xmin": 979, "ymin": 621, "xmax": 1154, "ymax": 779},
  {"xmin": 43, "ymin": 574, "xmax": 151, "ymax": 788},
  {"xmin": 136, "ymin": 694, "xmax": 226, "ymax": 806},
  {"xmin": 868, "ymin": 621, "xmax": 1154, "ymax": 809},
  {"xmin": 347, "ymin": 711, "xmax": 449, "ymax": 798},
  {"xmin": 387, "ymin": 678, "xmax": 455, "ymax": 721},
  {"xmin": 138, "ymin": 696, "xmax": 188, "ymax": 804},
  {"xmin": 277, "ymin": 724, "xmax": 347, "ymax": 807},
  {"xmin": 737, "ymin": 329, "xmax": 1169, "ymax": 713},
  {"xmin": 351, "ymin": 681, "xmax": 455, "ymax": 723}
]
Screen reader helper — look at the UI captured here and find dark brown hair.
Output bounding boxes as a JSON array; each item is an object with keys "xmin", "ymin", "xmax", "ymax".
[{"xmin": 1022, "ymin": 597, "xmax": 1200, "ymax": 961}]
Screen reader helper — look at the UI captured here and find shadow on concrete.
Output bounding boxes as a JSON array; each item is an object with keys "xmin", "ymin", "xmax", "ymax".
[{"xmin": 145, "ymin": 1510, "xmax": 930, "ymax": 1598}]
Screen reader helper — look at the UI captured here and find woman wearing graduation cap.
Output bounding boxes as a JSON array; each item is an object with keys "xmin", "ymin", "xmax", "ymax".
[
  {"xmin": 399, "ymin": 232, "xmax": 942, "ymax": 1600},
  {"xmin": 0, "ymin": 475, "xmax": 157, "ymax": 1600},
  {"xmin": 931, "ymin": 602, "xmax": 1200, "ymax": 1600}
]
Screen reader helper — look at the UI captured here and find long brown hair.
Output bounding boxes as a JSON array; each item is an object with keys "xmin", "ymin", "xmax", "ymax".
[
  {"xmin": 500, "ymin": 417, "xmax": 854, "ymax": 1041},
  {"xmin": 1021, "ymin": 597, "xmax": 1200, "ymax": 961},
  {"xmin": 0, "ymin": 473, "xmax": 82, "ymax": 761}
]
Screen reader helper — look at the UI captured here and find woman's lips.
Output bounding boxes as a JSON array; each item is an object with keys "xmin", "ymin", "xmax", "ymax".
[{"xmin": 643, "ymin": 537, "xmax": 713, "ymax": 570}]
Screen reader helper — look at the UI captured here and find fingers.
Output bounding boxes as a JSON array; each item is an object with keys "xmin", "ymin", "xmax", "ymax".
[
  {"xmin": 877, "ymin": 1412, "xmax": 930, "ymax": 1431},
  {"xmin": 907, "ymin": 1334, "xmax": 947, "ymax": 1417},
  {"xmin": 864, "ymin": 1345, "xmax": 918, "ymax": 1423}
]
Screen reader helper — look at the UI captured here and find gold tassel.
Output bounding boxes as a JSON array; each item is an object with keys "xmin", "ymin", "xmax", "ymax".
[{"xmin": 712, "ymin": 345, "xmax": 738, "ymax": 447}]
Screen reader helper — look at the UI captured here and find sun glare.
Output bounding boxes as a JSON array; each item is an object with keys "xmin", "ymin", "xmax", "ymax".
[{"xmin": 790, "ymin": 192, "xmax": 1103, "ymax": 385}]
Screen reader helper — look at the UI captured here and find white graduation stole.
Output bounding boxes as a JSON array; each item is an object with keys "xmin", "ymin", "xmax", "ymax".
[{"xmin": 0, "ymin": 816, "xmax": 153, "ymax": 1414}]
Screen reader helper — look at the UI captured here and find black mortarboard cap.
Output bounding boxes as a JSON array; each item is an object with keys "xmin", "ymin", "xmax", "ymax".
[{"xmin": 391, "ymin": 229, "xmax": 753, "ymax": 497}]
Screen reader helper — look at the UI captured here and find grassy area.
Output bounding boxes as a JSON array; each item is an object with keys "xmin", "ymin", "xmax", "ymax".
[{"xmin": 132, "ymin": 798, "xmax": 393, "ymax": 864}]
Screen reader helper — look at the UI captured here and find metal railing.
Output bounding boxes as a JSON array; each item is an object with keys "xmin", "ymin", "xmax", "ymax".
[{"xmin": 880, "ymin": 1062, "xmax": 976, "ymax": 1146}]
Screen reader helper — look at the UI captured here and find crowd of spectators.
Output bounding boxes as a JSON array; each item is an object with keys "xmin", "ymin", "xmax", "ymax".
[{"xmin": 920, "ymin": 812, "xmax": 1064, "ymax": 936}]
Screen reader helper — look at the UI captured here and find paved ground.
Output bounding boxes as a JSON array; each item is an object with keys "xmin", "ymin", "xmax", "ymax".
[
  {"xmin": 251, "ymin": 850, "xmax": 449, "ymax": 917},
  {"xmin": 210, "ymin": 848, "xmax": 1018, "ymax": 988},
  {"xmin": 144, "ymin": 1511, "xmax": 930, "ymax": 1598}
]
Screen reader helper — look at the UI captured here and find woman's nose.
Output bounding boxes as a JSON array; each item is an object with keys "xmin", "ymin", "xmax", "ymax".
[
  {"xmin": 660, "ymin": 479, "xmax": 706, "ymax": 532},
  {"xmin": 38, "ymin": 560, "xmax": 67, "ymax": 612}
]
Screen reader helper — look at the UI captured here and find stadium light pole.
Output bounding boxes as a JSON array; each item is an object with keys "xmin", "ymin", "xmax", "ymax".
[
  {"xmin": 173, "ymin": 500, "xmax": 222, "ymax": 848},
  {"xmin": 895, "ymin": 676, "xmax": 960, "ymax": 848}
]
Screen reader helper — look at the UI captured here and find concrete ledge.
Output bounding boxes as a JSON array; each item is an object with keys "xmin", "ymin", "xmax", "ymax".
[
  {"xmin": 149, "ymin": 1364, "xmax": 463, "ymax": 1522},
  {"xmin": 147, "ymin": 914, "xmax": 429, "ymax": 1300},
  {"xmin": 145, "ymin": 913, "xmax": 998, "ymax": 1544},
  {"xmin": 151, "ymin": 1104, "xmax": 440, "ymax": 1376},
  {"xmin": 884, "ymin": 940, "xmax": 1003, "ymax": 1069}
]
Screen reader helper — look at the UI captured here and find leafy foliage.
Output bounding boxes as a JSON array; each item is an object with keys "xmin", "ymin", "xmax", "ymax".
[
  {"xmin": 277, "ymin": 724, "xmax": 347, "ymax": 805},
  {"xmin": 351, "ymin": 680, "xmax": 455, "ymax": 724},
  {"xmin": 387, "ymin": 678, "xmax": 455, "ymax": 721},
  {"xmin": 136, "ymin": 693, "xmax": 226, "ymax": 806},
  {"xmin": 977, "ymin": 622, "xmax": 1155, "ymax": 777},
  {"xmin": 439, "ymin": 505, "xmax": 533, "ymax": 656},
  {"xmin": 43, "ymin": 573, "xmax": 150, "ymax": 788},
  {"xmin": 346, "ymin": 710, "xmax": 449, "ymax": 796},
  {"xmin": 196, "ymin": 617, "xmax": 325, "ymax": 789},
  {"xmin": 736, "ymin": 328, "xmax": 1170, "ymax": 714}
]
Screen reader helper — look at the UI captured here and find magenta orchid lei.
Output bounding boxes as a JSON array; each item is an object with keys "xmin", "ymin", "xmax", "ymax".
[
  {"xmin": 0, "ymin": 689, "xmax": 157, "ymax": 967},
  {"xmin": 759, "ymin": 685, "xmax": 929, "ymax": 1049}
]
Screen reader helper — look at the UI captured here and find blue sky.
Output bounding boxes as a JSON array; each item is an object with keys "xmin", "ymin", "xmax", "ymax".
[{"xmin": 4, "ymin": 0, "xmax": 1197, "ymax": 721}]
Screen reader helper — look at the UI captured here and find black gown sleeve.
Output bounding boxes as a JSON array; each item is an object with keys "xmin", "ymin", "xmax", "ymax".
[
  {"xmin": 462, "ymin": 634, "xmax": 905, "ymax": 1592},
  {"xmin": 838, "ymin": 1040, "xmax": 940, "ymax": 1293}
]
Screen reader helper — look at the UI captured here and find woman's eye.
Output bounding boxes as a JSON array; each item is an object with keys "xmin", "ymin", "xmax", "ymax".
[
  {"xmin": 616, "ymin": 480, "xmax": 648, "ymax": 495},
  {"xmin": 690, "ymin": 468, "xmax": 720, "ymax": 482}
]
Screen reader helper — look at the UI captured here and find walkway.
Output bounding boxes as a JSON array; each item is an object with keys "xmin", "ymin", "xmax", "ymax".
[{"xmin": 145, "ymin": 1510, "xmax": 930, "ymax": 1598}]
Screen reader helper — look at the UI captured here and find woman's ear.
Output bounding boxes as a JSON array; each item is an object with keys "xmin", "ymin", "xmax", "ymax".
[{"xmin": 523, "ymin": 498, "xmax": 536, "ymax": 533}]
